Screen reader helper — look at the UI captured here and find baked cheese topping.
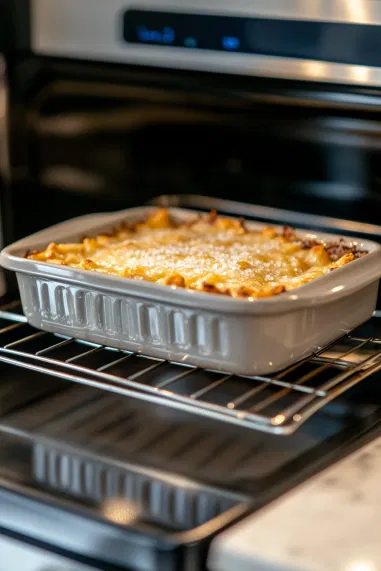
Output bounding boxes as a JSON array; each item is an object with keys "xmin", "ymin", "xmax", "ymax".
[{"xmin": 27, "ymin": 209, "xmax": 363, "ymax": 298}]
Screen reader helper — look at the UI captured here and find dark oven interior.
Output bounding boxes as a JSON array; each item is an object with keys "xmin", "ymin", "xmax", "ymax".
[{"xmin": 5, "ymin": 56, "xmax": 381, "ymax": 245}]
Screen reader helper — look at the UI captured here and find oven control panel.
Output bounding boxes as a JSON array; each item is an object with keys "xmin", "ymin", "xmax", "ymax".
[
  {"xmin": 123, "ymin": 8, "xmax": 381, "ymax": 68},
  {"xmin": 32, "ymin": 0, "xmax": 381, "ymax": 86}
]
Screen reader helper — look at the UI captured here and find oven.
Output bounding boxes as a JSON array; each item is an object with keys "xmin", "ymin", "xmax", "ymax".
[{"xmin": 1, "ymin": 1, "xmax": 381, "ymax": 570}]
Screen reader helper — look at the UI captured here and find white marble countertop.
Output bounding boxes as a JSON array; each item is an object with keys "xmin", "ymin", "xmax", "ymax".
[{"xmin": 208, "ymin": 435, "xmax": 381, "ymax": 571}]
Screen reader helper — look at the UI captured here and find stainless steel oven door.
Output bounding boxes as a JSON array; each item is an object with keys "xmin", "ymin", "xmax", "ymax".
[{"xmin": 0, "ymin": 534, "xmax": 99, "ymax": 571}]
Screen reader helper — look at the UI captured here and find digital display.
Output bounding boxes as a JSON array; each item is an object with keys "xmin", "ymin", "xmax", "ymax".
[{"xmin": 123, "ymin": 10, "xmax": 381, "ymax": 68}]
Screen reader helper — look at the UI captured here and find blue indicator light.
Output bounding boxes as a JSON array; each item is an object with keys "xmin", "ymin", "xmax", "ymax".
[
  {"xmin": 184, "ymin": 37, "xmax": 198, "ymax": 48},
  {"xmin": 222, "ymin": 36, "xmax": 240, "ymax": 50},
  {"xmin": 136, "ymin": 25, "xmax": 175, "ymax": 45},
  {"xmin": 162, "ymin": 26, "xmax": 175, "ymax": 44}
]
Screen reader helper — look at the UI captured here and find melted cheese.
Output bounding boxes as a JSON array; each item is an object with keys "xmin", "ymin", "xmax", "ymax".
[{"xmin": 27, "ymin": 209, "xmax": 357, "ymax": 298}]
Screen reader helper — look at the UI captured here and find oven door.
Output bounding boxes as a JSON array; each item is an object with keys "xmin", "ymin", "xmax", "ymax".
[{"xmin": 0, "ymin": 533, "xmax": 101, "ymax": 571}]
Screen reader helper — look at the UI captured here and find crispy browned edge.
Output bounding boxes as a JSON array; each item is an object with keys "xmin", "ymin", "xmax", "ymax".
[
  {"xmin": 281, "ymin": 225, "xmax": 366, "ymax": 262},
  {"xmin": 26, "ymin": 210, "xmax": 368, "ymax": 297}
]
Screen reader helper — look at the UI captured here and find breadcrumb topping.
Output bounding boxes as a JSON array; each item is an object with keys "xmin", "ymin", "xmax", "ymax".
[{"xmin": 27, "ymin": 209, "xmax": 366, "ymax": 298}]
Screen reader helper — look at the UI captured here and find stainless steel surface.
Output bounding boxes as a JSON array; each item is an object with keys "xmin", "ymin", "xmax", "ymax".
[
  {"xmin": 0, "ymin": 304, "xmax": 381, "ymax": 436},
  {"xmin": 32, "ymin": 0, "xmax": 381, "ymax": 85},
  {"xmin": 32, "ymin": 0, "xmax": 381, "ymax": 29},
  {"xmin": 0, "ymin": 476, "xmax": 167, "ymax": 570},
  {"xmin": 0, "ymin": 534, "xmax": 96, "ymax": 571}
]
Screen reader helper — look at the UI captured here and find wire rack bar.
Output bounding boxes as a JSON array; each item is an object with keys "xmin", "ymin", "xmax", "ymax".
[{"xmin": 0, "ymin": 302, "xmax": 381, "ymax": 435}]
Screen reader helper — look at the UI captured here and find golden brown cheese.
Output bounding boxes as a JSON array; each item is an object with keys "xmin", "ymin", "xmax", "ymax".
[{"xmin": 27, "ymin": 209, "xmax": 363, "ymax": 298}]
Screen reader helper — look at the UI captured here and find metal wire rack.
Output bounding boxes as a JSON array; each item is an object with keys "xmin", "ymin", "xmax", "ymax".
[{"xmin": 1, "ymin": 300, "xmax": 381, "ymax": 435}]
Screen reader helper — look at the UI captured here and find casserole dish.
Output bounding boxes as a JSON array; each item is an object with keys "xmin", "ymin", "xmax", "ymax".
[{"xmin": 1, "ymin": 206, "xmax": 380, "ymax": 375}]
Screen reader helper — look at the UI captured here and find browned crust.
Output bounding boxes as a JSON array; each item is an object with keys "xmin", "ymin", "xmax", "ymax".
[
  {"xmin": 324, "ymin": 240, "xmax": 367, "ymax": 261},
  {"xmin": 280, "ymin": 227, "xmax": 365, "ymax": 261},
  {"xmin": 26, "ymin": 209, "xmax": 367, "ymax": 298}
]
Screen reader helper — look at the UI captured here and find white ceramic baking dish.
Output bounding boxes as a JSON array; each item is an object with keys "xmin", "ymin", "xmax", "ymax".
[{"xmin": 1, "ymin": 206, "xmax": 381, "ymax": 376}]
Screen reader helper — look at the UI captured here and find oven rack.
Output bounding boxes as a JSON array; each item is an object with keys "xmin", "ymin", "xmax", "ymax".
[{"xmin": 1, "ymin": 301, "xmax": 381, "ymax": 435}]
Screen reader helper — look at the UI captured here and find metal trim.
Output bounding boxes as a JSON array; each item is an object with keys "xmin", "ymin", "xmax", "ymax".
[
  {"xmin": 31, "ymin": 0, "xmax": 381, "ymax": 86},
  {"xmin": 1, "ymin": 303, "xmax": 381, "ymax": 436}
]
